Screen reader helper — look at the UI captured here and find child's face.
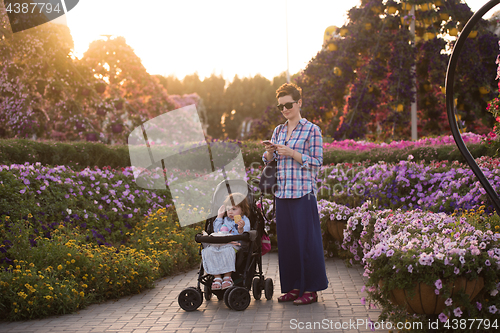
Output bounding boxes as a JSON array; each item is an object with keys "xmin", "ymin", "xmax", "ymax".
[{"xmin": 226, "ymin": 205, "xmax": 242, "ymax": 219}]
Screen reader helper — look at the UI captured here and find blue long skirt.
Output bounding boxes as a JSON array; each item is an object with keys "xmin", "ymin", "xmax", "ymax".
[{"xmin": 276, "ymin": 192, "xmax": 328, "ymax": 297}]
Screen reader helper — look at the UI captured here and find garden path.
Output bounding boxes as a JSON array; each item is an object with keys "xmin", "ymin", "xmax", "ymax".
[{"xmin": 0, "ymin": 253, "xmax": 387, "ymax": 333}]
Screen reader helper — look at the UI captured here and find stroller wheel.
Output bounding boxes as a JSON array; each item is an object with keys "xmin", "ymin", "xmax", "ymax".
[
  {"xmin": 252, "ymin": 277, "xmax": 262, "ymax": 300},
  {"xmin": 264, "ymin": 278, "xmax": 274, "ymax": 300},
  {"xmin": 178, "ymin": 287, "xmax": 203, "ymax": 311},
  {"xmin": 223, "ymin": 286, "xmax": 236, "ymax": 309},
  {"xmin": 228, "ymin": 286, "xmax": 251, "ymax": 311},
  {"xmin": 204, "ymin": 282, "xmax": 212, "ymax": 301}
]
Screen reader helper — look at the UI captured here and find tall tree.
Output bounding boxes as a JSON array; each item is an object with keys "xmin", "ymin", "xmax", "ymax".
[{"xmin": 296, "ymin": 0, "xmax": 498, "ymax": 140}]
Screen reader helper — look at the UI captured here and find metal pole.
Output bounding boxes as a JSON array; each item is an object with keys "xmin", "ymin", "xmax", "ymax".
[
  {"xmin": 410, "ymin": 5, "xmax": 417, "ymax": 140},
  {"xmin": 285, "ymin": 0, "xmax": 290, "ymax": 83},
  {"xmin": 446, "ymin": 0, "xmax": 500, "ymax": 216}
]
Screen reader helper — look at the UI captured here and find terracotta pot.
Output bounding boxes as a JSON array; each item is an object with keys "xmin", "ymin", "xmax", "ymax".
[
  {"xmin": 388, "ymin": 277, "xmax": 484, "ymax": 314},
  {"xmin": 326, "ymin": 219, "xmax": 347, "ymax": 242},
  {"xmin": 111, "ymin": 124, "xmax": 123, "ymax": 133}
]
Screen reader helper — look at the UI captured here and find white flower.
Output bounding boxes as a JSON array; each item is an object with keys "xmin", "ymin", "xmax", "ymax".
[
  {"xmin": 66, "ymin": 208, "xmax": 72, "ymax": 215},
  {"xmin": 490, "ymin": 289, "xmax": 498, "ymax": 296}
]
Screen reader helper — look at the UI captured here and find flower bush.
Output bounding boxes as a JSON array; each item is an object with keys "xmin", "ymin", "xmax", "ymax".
[
  {"xmin": 316, "ymin": 156, "xmax": 500, "ymax": 214},
  {"xmin": 362, "ymin": 209, "xmax": 500, "ymax": 330},
  {"xmin": 0, "ymin": 206, "xmax": 202, "ymax": 320}
]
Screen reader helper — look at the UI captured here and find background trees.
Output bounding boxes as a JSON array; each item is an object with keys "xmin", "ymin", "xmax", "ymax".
[{"xmin": 296, "ymin": 0, "xmax": 499, "ymax": 140}]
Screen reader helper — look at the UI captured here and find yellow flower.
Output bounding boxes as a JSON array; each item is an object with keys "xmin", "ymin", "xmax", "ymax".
[
  {"xmin": 57, "ymin": 265, "xmax": 62, "ymax": 271},
  {"xmin": 27, "ymin": 213, "xmax": 33, "ymax": 218},
  {"xmin": 80, "ymin": 291, "xmax": 84, "ymax": 297}
]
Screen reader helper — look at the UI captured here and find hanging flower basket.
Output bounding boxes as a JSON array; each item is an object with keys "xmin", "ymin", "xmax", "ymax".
[
  {"xmin": 36, "ymin": 79, "xmax": 47, "ymax": 95},
  {"xmin": 85, "ymin": 132, "xmax": 98, "ymax": 142},
  {"xmin": 95, "ymin": 82, "xmax": 106, "ymax": 94},
  {"xmin": 388, "ymin": 277, "xmax": 484, "ymax": 315},
  {"xmin": 114, "ymin": 101, "xmax": 124, "ymax": 110},
  {"xmin": 96, "ymin": 107, "xmax": 107, "ymax": 116},
  {"xmin": 111, "ymin": 123, "xmax": 123, "ymax": 133}
]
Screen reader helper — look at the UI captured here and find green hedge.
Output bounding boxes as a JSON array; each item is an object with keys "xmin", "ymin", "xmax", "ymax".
[{"xmin": 0, "ymin": 138, "xmax": 497, "ymax": 169}]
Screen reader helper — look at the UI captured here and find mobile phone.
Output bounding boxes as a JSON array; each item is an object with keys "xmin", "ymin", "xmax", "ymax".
[{"xmin": 261, "ymin": 140, "xmax": 274, "ymax": 146}]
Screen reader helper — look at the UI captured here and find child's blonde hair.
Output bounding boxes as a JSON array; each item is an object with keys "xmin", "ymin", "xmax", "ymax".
[{"xmin": 223, "ymin": 192, "xmax": 250, "ymax": 217}]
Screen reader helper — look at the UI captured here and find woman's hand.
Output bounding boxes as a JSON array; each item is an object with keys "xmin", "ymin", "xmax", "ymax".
[
  {"xmin": 217, "ymin": 205, "xmax": 226, "ymax": 218},
  {"xmin": 274, "ymin": 144, "xmax": 293, "ymax": 157},
  {"xmin": 262, "ymin": 141, "xmax": 276, "ymax": 161}
]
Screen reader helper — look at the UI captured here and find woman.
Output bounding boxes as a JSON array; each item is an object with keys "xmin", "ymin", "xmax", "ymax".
[{"xmin": 261, "ymin": 83, "xmax": 328, "ymax": 305}]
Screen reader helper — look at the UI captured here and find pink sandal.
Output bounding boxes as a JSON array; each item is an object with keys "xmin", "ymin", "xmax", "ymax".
[
  {"xmin": 277, "ymin": 289, "xmax": 300, "ymax": 302},
  {"xmin": 222, "ymin": 276, "xmax": 233, "ymax": 290},
  {"xmin": 211, "ymin": 277, "xmax": 222, "ymax": 290},
  {"xmin": 293, "ymin": 291, "xmax": 318, "ymax": 305}
]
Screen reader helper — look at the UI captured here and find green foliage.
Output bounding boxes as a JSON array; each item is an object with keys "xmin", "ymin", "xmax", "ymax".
[{"xmin": 0, "ymin": 207, "xmax": 203, "ymax": 320}]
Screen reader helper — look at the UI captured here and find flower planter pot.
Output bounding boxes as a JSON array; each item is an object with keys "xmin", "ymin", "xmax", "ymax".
[
  {"xmin": 388, "ymin": 277, "xmax": 484, "ymax": 315},
  {"xmin": 76, "ymin": 122, "xmax": 85, "ymax": 130},
  {"xmin": 111, "ymin": 124, "xmax": 123, "ymax": 133},
  {"xmin": 327, "ymin": 219, "xmax": 347, "ymax": 242},
  {"xmin": 80, "ymin": 88, "xmax": 90, "ymax": 96},
  {"xmin": 36, "ymin": 80, "xmax": 47, "ymax": 95},
  {"xmin": 96, "ymin": 107, "xmax": 107, "ymax": 116},
  {"xmin": 95, "ymin": 83, "xmax": 106, "ymax": 94},
  {"xmin": 114, "ymin": 101, "xmax": 124, "ymax": 110},
  {"xmin": 86, "ymin": 133, "xmax": 98, "ymax": 142}
]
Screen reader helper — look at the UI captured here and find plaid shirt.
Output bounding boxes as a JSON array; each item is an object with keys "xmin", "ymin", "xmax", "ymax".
[{"xmin": 262, "ymin": 118, "xmax": 323, "ymax": 199}]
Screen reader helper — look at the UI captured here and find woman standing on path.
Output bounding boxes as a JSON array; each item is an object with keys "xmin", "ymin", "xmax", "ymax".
[{"xmin": 261, "ymin": 83, "xmax": 328, "ymax": 305}]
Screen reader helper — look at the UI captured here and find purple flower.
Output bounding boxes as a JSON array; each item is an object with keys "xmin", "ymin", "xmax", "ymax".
[
  {"xmin": 485, "ymin": 260, "xmax": 491, "ymax": 266},
  {"xmin": 408, "ymin": 264, "xmax": 413, "ymax": 273},
  {"xmin": 476, "ymin": 302, "xmax": 482, "ymax": 311},
  {"xmin": 454, "ymin": 267, "xmax": 460, "ymax": 274},
  {"xmin": 435, "ymin": 279, "xmax": 442, "ymax": 290},
  {"xmin": 438, "ymin": 313, "xmax": 448, "ymax": 322},
  {"xmin": 489, "ymin": 305, "xmax": 497, "ymax": 314},
  {"xmin": 360, "ymin": 297, "xmax": 366, "ymax": 305},
  {"xmin": 445, "ymin": 298, "xmax": 453, "ymax": 306},
  {"xmin": 453, "ymin": 307, "xmax": 462, "ymax": 317}
]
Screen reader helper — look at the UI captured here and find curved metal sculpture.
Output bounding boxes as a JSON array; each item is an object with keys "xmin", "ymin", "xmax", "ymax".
[{"xmin": 446, "ymin": 0, "xmax": 500, "ymax": 217}]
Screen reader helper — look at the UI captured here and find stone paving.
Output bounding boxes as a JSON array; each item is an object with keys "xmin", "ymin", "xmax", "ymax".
[{"xmin": 0, "ymin": 252, "xmax": 391, "ymax": 333}]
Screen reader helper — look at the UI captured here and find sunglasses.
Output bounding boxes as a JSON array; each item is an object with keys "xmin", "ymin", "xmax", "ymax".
[{"xmin": 277, "ymin": 101, "xmax": 298, "ymax": 111}]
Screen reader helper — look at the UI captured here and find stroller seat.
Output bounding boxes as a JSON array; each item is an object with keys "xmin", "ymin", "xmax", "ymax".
[{"xmin": 177, "ymin": 179, "xmax": 274, "ymax": 311}]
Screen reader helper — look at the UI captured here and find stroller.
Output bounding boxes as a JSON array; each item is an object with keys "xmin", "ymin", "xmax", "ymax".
[{"xmin": 177, "ymin": 179, "xmax": 274, "ymax": 311}]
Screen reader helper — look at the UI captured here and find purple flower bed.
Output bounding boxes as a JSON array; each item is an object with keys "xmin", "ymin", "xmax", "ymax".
[
  {"xmin": 0, "ymin": 163, "xmax": 172, "ymax": 266},
  {"xmin": 323, "ymin": 132, "xmax": 485, "ymax": 151},
  {"xmin": 317, "ymin": 156, "xmax": 500, "ymax": 214}
]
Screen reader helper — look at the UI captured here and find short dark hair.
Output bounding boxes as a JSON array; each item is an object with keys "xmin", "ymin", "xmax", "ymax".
[{"xmin": 276, "ymin": 83, "xmax": 302, "ymax": 101}]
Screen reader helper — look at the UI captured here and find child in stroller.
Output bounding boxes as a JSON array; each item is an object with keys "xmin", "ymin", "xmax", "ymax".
[
  {"xmin": 201, "ymin": 192, "xmax": 251, "ymax": 290},
  {"xmin": 178, "ymin": 179, "xmax": 274, "ymax": 311}
]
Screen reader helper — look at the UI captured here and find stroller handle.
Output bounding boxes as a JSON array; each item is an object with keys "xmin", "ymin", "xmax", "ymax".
[{"xmin": 195, "ymin": 230, "xmax": 257, "ymax": 244}]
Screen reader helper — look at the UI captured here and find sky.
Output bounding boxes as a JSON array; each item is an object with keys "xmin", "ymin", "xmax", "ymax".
[{"xmin": 62, "ymin": 0, "xmax": 493, "ymax": 82}]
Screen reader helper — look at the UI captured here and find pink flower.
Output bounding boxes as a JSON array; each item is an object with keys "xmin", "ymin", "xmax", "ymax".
[
  {"xmin": 435, "ymin": 279, "xmax": 442, "ymax": 290},
  {"xmin": 438, "ymin": 313, "xmax": 448, "ymax": 322},
  {"xmin": 453, "ymin": 307, "xmax": 462, "ymax": 317}
]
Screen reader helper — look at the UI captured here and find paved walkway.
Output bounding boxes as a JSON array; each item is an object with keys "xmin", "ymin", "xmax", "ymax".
[{"xmin": 0, "ymin": 253, "xmax": 390, "ymax": 333}]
